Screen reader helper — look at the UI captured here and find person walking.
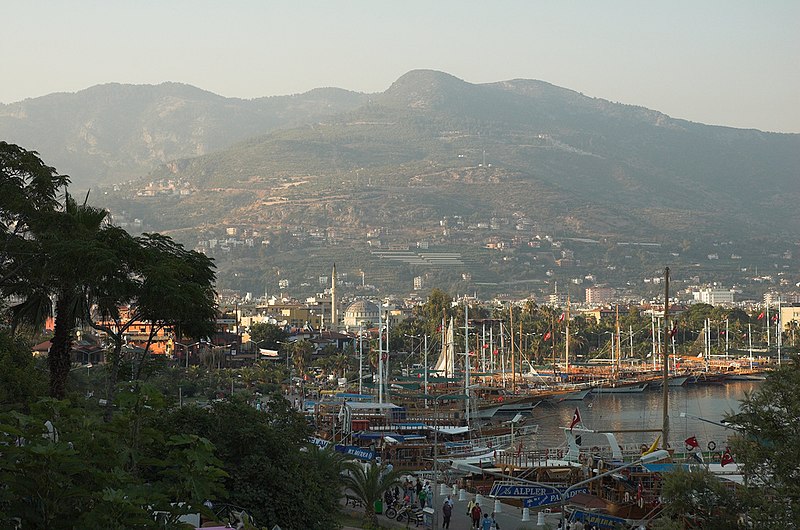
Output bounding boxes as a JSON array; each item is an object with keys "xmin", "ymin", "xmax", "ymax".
[
  {"xmin": 481, "ymin": 513, "xmax": 493, "ymax": 530},
  {"xmin": 441, "ymin": 499, "xmax": 452, "ymax": 529},
  {"xmin": 471, "ymin": 501, "xmax": 482, "ymax": 529}
]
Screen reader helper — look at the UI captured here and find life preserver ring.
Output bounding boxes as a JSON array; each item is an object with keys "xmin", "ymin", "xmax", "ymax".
[
  {"xmin": 557, "ymin": 449, "xmax": 564, "ymax": 459},
  {"xmin": 590, "ymin": 446, "xmax": 600, "ymax": 454},
  {"xmin": 597, "ymin": 459, "xmax": 604, "ymax": 470},
  {"xmin": 707, "ymin": 441, "xmax": 717, "ymax": 451},
  {"xmin": 637, "ymin": 497, "xmax": 644, "ymax": 508},
  {"xmin": 624, "ymin": 492, "xmax": 631, "ymax": 502}
]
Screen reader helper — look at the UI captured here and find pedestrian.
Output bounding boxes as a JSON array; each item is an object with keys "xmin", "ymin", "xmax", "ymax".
[
  {"xmin": 490, "ymin": 511, "xmax": 500, "ymax": 529},
  {"xmin": 445, "ymin": 494, "xmax": 454, "ymax": 507},
  {"xmin": 481, "ymin": 512, "xmax": 492, "ymax": 530},
  {"xmin": 471, "ymin": 502, "xmax": 482, "ymax": 529},
  {"xmin": 418, "ymin": 487, "xmax": 427, "ymax": 508},
  {"xmin": 442, "ymin": 499, "xmax": 453, "ymax": 529},
  {"xmin": 466, "ymin": 498, "xmax": 475, "ymax": 517}
]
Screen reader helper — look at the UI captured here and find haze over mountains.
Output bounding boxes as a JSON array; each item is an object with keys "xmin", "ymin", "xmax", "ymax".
[
  {"xmin": 3, "ymin": 70, "xmax": 798, "ymax": 296},
  {"xmin": 0, "ymin": 82, "xmax": 368, "ymax": 188}
]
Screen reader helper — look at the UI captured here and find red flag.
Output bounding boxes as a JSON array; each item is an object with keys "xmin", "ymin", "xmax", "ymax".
[
  {"xmin": 669, "ymin": 324, "xmax": 678, "ymax": 338},
  {"xmin": 569, "ymin": 408, "xmax": 581, "ymax": 431},
  {"xmin": 492, "ymin": 349, "xmax": 499, "ymax": 356},
  {"xmin": 721, "ymin": 447, "xmax": 734, "ymax": 467},
  {"xmin": 543, "ymin": 331, "xmax": 552, "ymax": 341},
  {"xmin": 483, "ymin": 343, "xmax": 488, "ymax": 349},
  {"xmin": 757, "ymin": 312, "xmax": 764, "ymax": 320},
  {"xmin": 684, "ymin": 436, "xmax": 700, "ymax": 450},
  {"xmin": 772, "ymin": 314, "xmax": 778, "ymax": 322},
  {"xmin": 558, "ymin": 312, "xmax": 565, "ymax": 323}
]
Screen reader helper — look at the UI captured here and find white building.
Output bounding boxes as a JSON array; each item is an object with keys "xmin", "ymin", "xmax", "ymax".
[{"xmin": 693, "ymin": 288, "xmax": 735, "ymax": 305}]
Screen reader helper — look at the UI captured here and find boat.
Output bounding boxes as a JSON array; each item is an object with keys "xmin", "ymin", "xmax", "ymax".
[{"xmin": 591, "ymin": 381, "xmax": 648, "ymax": 393}]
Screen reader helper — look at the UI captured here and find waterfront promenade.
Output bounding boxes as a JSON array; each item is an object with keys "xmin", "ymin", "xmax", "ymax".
[{"xmin": 342, "ymin": 489, "xmax": 562, "ymax": 529}]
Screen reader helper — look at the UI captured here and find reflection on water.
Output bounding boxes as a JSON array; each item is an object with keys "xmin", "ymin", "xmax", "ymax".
[{"xmin": 525, "ymin": 381, "xmax": 760, "ymax": 448}]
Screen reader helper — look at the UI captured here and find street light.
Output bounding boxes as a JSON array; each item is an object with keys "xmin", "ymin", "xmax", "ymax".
[
  {"xmin": 251, "ymin": 339, "xmax": 269, "ymax": 362},
  {"xmin": 429, "ymin": 387, "xmax": 479, "ymax": 529},
  {"xmin": 174, "ymin": 341, "xmax": 201, "ymax": 369}
]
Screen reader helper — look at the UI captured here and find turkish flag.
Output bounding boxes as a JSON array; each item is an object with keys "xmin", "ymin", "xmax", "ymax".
[
  {"xmin": 569, "ymin": 408, "xmax": 581, "ymax": 431},
  {"xmin": 543, "ymin": 331, "xmax": 552, "ymax": 341},
  {"xmin": 684, "ymin": 436, "xmax": 700, "ymax": 450},
  {"xmin": 721, "ymin": 447, "xmax": 735, "ymax": 467},
  {"xmin": 757, "ymin": 312, "xmax": 765, "ymax": 320}
]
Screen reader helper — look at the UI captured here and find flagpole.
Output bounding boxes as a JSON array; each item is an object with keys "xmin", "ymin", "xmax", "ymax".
[{"xmin": 661, "ymin": 267, "xmax": 670, "ymax": 451}]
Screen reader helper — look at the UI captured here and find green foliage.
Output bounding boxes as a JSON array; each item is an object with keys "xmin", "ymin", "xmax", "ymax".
[
  {"xmin": 340, "ymin": 462, "xmax": 403, "ymax": 527},
  {"xmin": 0, "ymin": 331, "xmax": 46, "ymax": 410},
  {"xmin": 158, "ymin": 395, "xmax": 342, "ymax": 530},
  {"xmin": 250, "ymin": 322, "xmax": 289, "ymax": 350},
  {"xmin": 727, "ymin": 356, "xmax": 800, "ymax": 527},
  {"xmin": 659, "ymin": 468, "xmax": 739, "ymax": 529},
  {"xmin": 0, "ymin": 395, "xmax": 225, "ymax": 529}
]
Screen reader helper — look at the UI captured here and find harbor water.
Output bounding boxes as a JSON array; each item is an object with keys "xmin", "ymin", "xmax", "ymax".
[{"xmin": 520, "ymin": 381, "xmax": 761, "ymax": 450}]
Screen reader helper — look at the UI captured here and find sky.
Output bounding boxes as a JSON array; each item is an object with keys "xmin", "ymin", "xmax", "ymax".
[{"xmin": 3, "ymin": 1, "xmax": 799, "ymax": 133}]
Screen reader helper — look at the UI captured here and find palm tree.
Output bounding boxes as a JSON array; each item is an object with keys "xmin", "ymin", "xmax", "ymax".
[{"xmin": 341, "ymin": 461, "xmax": 403, "ymax": 527}]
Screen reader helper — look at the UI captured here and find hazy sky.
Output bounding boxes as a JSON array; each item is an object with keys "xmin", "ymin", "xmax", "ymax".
[{"xmin": 3, "ymin": 1, "xmax": 798, "ymax": 132}]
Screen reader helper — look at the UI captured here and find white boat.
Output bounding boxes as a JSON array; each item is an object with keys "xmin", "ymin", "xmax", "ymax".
[{"xmin": 591, "ymin": 381, "xmax": 648, "ymax": 394}]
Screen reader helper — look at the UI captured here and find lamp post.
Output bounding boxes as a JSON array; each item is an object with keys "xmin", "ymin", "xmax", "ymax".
[
  {"xmin": 251, "ymin": 339, "xmax": 269, "ymax": 362},
  {"xmin": 174, "ymin": 341, "xmax": 201, "ymax": 370},
  {"xmin": 431, "ymin": 387, "xmax": 479, "ymax": 529},
  {"xmin": 559, "ymin": 449, "xmax": 670, "ymax": 526}
]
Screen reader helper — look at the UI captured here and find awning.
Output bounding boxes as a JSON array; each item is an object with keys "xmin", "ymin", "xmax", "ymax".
[
  {"xmin": 345, "ymin": 401, "xmax": 401, "ymax": 410},
  {"xmin": 432, "ymin": 426, "xmax": 471, "ymax": 435}
]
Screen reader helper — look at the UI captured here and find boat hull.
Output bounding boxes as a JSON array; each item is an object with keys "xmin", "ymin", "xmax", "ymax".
[{"xmin": 592, "ymin": 382, "xmax": 648, "ymax": 394}]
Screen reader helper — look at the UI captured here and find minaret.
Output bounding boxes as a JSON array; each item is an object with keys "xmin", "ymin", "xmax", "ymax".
[{"xmin": 330, "ymin": 263, "xmax": 338, "ymax": 331}]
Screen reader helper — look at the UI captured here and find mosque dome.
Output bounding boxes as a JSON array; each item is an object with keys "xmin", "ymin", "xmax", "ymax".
[{"xmin": 344, "ymin": 299, "xmax": 380, "ymax": 329}]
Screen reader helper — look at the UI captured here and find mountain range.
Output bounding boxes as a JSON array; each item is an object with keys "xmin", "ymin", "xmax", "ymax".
[{"xmin": 2, "ymin": 70, "xmax": 798, "ymax": 297}]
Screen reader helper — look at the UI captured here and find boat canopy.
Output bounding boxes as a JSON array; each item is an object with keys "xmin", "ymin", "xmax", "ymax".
[
  {"xmin": 345, "ymin": 401, "xmax": 401, "ymax": 410},
  {"xmin": 430, "ymin": 426, "xmax": 471, "ymax": 435}
]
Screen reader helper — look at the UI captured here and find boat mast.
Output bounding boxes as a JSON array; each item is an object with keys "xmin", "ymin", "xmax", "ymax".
[
  {"xmin": 565, "ymin": 296, "xmax": 571, "ymax": 374},
  {"xmin": 661, "ymin": 267, "xmax": 670, "ymax": 450},
  {"xmin": 615, "ymin": 304, "xmax": 621, "ymax": 376},
  {"xmin": 378, "ymin": 304, "xmax": 384, "ymax": 404},
  {"xmin": 510, "ymin": 303, "xmax": 516, "ymax": 392},
  {"xmin": 464, "ymin": 299, "xmax": 471, "ymax": 425}
]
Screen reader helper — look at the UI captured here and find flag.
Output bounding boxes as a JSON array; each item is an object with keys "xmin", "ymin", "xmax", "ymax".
[
  {"xmin": 543, "ymin": 331, "xmax": 552, "ymax": 341},
  {"xmin": 483, "ymin": 343, "xmax": 488, "ymax": 349},
  {"xmin": 757, "ymin": 312, "xmax": 765, "ymax": 320},
  {"xmin": 669, "ymin": 324, "xmax": 678, "ymax": 338},
  {"xmin": 772, "ymin": 314, "xmax": 778, "ymax": 322},
  {"xmin": 558, "ymin": 312, "xmax": 566, "ymax": 323},
  {"xmin": 636, "ymin": 481, "xmax": 643, "ymax": 502},
  {"xmin": 684, "ymin": 436, "xmax": 700, "ymax": 451},
  {"xmin": 569, "ymin": 408, "xmax": 581, "ymax": 431},
  {"xmin": 642, "ymin": 436, "xmax": 661, "ymax": 455},
  {"xmin": 493, "ymin": 349, "xmax": 499, "ymax": 356},
  {"xmin": 721, "ymin": 447, "xmax": 734, "ymax": 467}
]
